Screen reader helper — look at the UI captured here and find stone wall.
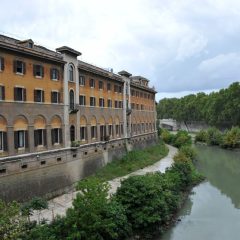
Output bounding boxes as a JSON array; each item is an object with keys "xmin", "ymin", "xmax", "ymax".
[{"xmin": 0, "ymin": 132, "xmax": 157, "ymax": 202}]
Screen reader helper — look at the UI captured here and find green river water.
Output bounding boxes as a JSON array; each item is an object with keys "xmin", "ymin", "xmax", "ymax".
[{"xmin": 158, "ymin": 145, "xmax": 240, "ymax": 240}]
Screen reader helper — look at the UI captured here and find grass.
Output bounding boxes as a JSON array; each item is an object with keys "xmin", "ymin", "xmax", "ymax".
[{"xmin": 92, "ymin": 140, "xmax": 169, "ymax": 182}]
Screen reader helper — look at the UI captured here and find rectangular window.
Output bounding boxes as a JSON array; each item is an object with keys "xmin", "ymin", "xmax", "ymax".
[
  {"xmin": 107, "ymin": 99, "xmax": 112, "ymax": 108},
  {"xmin": 131, "ymin": 103, "xmax": 135, "ymax": 109},
  {"xmin": 79, "ymin": 76, "xmax": 85, "ymax": 86},
  {"xmin": 141, "ymin": 104, "xmax": 144, "ymax": 110},
  {"xmin": 114, "ymin": 85, "xmax": 118, "ymax": 93},
  {"xmin": 90, "ymin": 97, "xmax": 96, "ymax": 106},
  {"xmin": 107, "ymin": 82, "xmax": 111, "ymax": 91},
  {"xmin": 116, "ymin": 125, "xmax": 119, "ymax": 136},
  {"xmin": 100, "ymin": 125, "xmax": 106, "ymax": 141},
  {"xmin": 51, "ymin": 91, "xmax": 60, "ymax": 104},
  {"xmin": 91, "ymin": 126, "xmax": 97, "ymax": 139},
  {"xmin": 14, "ymin": 131, "xmax": 27, "ymax": 149},
  {"xmin": 34, "ymin": 89, "xmax": 44, "ymax": 103},
  {"xmin": 118, "ymin": 86, "xmax": 122, "ymax": 93},
  {"xmin": 52, "ymin": 128, "xmax": 60, "ymax": 144},
  {"xmin": 51, "ymin": 128, "xmax": 62, "ymax": 145},
  {"xmin": 34, "ymin": 129, "xmax": 46, "ymax": 146},
  {"xmin": 136, "ymin": 104, "xmax": 139, "ymax": 110},
  {"xmin": 79, "ymin": 95, "xmax": 86, "ymax": 106},
  {"xmin": 0, "ymin": 57, "xmax": 4, "ymax": 71},
  {"xmin": 80, "ymin": 127, "xmax": 86, "ymax": 141},
  {"xmin": 0, "ymin": 86, "xmax": 5, "ymax": 100},
  {"xmin": 99, "ymin": 81, "xmax": 104, "ymax": 90},
  {"xmin": 51, "ymin": 68, "xmax": 59, "ymax": 80},
  {"xmin": 114, "ymin": 100, "xmax": 118, "ymax": 108},
  {"xmin": 14, "ymin": 87, "xmax": 26, "ymax": 101},
  {"xmin": 14, "ymin": 60, "xmax": 25, "ymax": 74},
  {"xmin": 99, "ymin": 98, "xmax": 105, "ymax": 107},
  {"xmin": 90, "ymin": 79, "xmax": 95, "ymax": 88},
  {"xmin": 121, "ymin": 124, "xmax": 124, "ymax": 135},
  {"xmin": 118, "ymin": 101, "xmax": 122, "ymax": 108},
  {"xmin": 33, "ymin": 64, "xmax": 44, "ymax": 78},
  {"xmin": 108, "ymin": 125, "xmax": 112, "ymax": 136}
]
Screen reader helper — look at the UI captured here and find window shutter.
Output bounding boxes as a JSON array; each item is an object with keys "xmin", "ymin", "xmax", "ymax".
[
  {"xmin": 42, "ymin": 91, "xmax": 45, "ymax": 102},
  {"xmin": 13, "ymin": 60, "xmax": 17, "ymax": 73},
  {"xmin": 3, "ymin": 132, "xmax": 7, "ymax": 151},
  {"xmin": 23, "ymin": 88, "xmax": 26, "ymax": 101},
  {"xmin": 25, "ymin": 131, "xmax": 28, "ymax": 148},
  {"xmin": 58, "ymin": 92, "xmax": 60, "ymax": 103},
  {"xmin": 14, "ymin": 131, "xmax": 18, "ymax": 149},
  {"xmin": 34, "ymin": 90, "xmax": 37, "ymax": 102},
  {"xmin": 33, "ymin": 64, "xmax": 36, "ymax": 76},
  {"xmin": 57, "ymin": 69, "xmax": 59, "ymax": 80},
  {"xmin": 51, "ymin": 129, "xmax": 54, "ymax": 145},
  {"xmin": 43, "ymin": 129, "xmax": 47, "ymax": 146},
  {"xmin": 34, "ymin": 130, "xmax": 38, "ymax": 147},
  {"xmin": 0, "ymin": 57, "xmax": 4, "ymax": 71},
  {"xmin": 51, "ymin": 92, "xmax": 54, "ymax": 103},
  {"xmin": 42, "ymin": 66, "xmax": 44, "ymax": 77},
  {"xmin": 59, "ymin": 128, "xmax": 62, "ymax": 143},
  {"xmin": 14, "ymin": 87, "xmax": 17, "ymax": 101},
  {"xmin": 23, "ymin": 62, "xmax": 26, "ymax": 74},
  {"xmin": 2, "ymin": 86, "xmax": 5, "ymax": 100},
  {"xmin": 50, "ymin": 68, "xmax": 53, "ymax": 79}
]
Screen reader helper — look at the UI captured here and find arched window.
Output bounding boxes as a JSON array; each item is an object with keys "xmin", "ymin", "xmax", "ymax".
[
  {"xmin": 69, "ymin": 65, "xmax": 74, "ymax": 82},
  {"xmin": 70, "ymin": 125, "xmax": 75, "ymax": 142},
  {"xmin": 69, "ymin": 90, "xmax": 75, "ymax": 110}
]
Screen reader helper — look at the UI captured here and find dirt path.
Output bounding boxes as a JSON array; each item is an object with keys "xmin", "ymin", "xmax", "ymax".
[{"xmin": 31, "ymin": 145, "xmax": 177, "ymax": 222}]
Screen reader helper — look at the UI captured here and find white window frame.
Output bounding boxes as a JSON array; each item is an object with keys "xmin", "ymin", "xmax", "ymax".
[
  {"xmin": 16, "ymin": 60, "xmax": 24, "ymax": 74},
  {"xmin": 80, "ymin": 126, "xmax": 86, "ymax": 141},
  {"xmin": 79, "ymin": 75, "xmax": 85, "ymax": 86},
  {"xmin": 52, "ymin": 91, "xmax": 59, "ymax": 104},
  {"xmin": 53, "ymin": 128, "xmax": 60, "ymax": 144},
  {"xmin": 18, "ymin": 130, "xmax": 25, "ymax": 149},
  {"xmin": 90, "ymin": 96, "xmax": 96, "ymax": 107},
  {"xmin": 36, "ymin": 129, "xmax": 44, "ymax": 146},
  {"xmin": 51, "ymin": 68, "xmax": 58, "ymax": 81},
  {"xmin": 79, "ymin": 95, "xmax": 86, "ymax": 106},
  {"xmin": 69, "ymin": 65, "xmax": 74, "ymax": 82}
]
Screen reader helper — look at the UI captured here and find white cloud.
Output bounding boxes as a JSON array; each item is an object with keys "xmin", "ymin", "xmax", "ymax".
[{"xmin": 1, "ymin": 0, "xmax": 240, "ymax": 94}]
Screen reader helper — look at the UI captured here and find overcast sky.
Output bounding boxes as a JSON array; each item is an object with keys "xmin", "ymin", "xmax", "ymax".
[{"xmin": 1, "ymin": 0, "xmax": 240, "ymax": 101}]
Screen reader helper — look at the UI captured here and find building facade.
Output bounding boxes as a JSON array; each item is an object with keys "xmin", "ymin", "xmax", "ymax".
[{"xmin": 0, "ymin": 34, "xmax": 157, "ymax": 200}]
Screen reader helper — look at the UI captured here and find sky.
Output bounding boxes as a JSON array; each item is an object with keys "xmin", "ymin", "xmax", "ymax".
[{"xmin": 1, "ymin": 0, "xmax": 240, "ymax": 101}]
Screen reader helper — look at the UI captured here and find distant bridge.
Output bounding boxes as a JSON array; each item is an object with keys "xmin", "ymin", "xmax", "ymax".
[{"xmin": 159, "ymin": 119, "xmax": 178, "ymax": 131}]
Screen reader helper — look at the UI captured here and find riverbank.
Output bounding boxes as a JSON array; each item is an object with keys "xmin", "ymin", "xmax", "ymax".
[{"xmin": 30, "ymin": 143, "xmax": 175, "ymax": 222}]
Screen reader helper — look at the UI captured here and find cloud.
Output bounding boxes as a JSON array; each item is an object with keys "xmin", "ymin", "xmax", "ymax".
[{"xmin": 0, "ymin": 0, "xmax": 240, "ymax": 96}]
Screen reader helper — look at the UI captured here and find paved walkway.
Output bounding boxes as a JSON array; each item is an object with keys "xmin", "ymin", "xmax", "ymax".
[{"xmin": 30, "ymin": 145, "xmax": 177, "ymax": 222}]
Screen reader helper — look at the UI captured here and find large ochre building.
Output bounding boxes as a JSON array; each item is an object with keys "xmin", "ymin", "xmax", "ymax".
[
  {"xmin": 0, "ymin": 34, "xmax": 157, "ymax": 158},
  {"xmin": 0, "ymin": 35, "xmax": 157, "ymax": 197}
]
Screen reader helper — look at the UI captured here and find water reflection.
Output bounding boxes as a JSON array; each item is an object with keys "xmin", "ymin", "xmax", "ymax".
[{"xmin": 158, "ymin": 145, "xmax": 240, "ymax": 240}]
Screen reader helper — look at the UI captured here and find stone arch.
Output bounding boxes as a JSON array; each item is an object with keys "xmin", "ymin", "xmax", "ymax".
[
  {"xmin": 13, "ymin": 115, "xmax": 28, "ymax": 131},
  {"xmin": 99, "ymin": 116, "xmax": 105, "ymax": 125},
  {"xmin": 0, "ymin": 115, "xmax": 7, "ymax": 131},
  {"xmin": 115, "ymin": 116, "xmax": 120, "ymax": 125},
  {"xmin": 90, "ymin": 115, "xmax": 97, "ymax": 126},
  {"xmin": 34, "ymin": 115, "xmax": 46, "ymax": 129},
  {"xmin": 51, "ymin": 115, "xmax": 62, "ymax": 128},
  {"xmin": 108, "ymin": 116, "xmax": 113, "ymax": 125},
  {"xmin": 80, "ymin": 115, "xmax": 87, "ymax": 126}
]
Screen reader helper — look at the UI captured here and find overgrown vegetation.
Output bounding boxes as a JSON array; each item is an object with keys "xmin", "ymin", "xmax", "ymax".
[
  {"xmin": 1, "ymin": 132, "xmax": 204, "ymax": 239},
  {"xmin": 93, "ymin": 140, "xmax": 168, "ymax": 182},
  {"xmin": 161, "ymin": 129, "xmax": 192, "ymax": 148},
  {"xmin": 195, "ymin": 126, "xmax": 240, "ymax": 149},
  {"xmin": 157, "ymin": 82, "xmax": 240, "ymax": 128}
]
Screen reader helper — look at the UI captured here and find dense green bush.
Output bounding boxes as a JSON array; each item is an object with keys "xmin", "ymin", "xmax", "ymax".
[
  {"xmin": 172, "ymin": 130, "xmax": 192, "ymax": 148},
  {"xmin": 195, "ymin": 130, "xmax": 208, "ymax": 143},
  {"xmin": 221, "ymin": 126, "xmax": 240, "ymax": 148},
  {"xmin": 206, "ymin": 127, "xmax": 223, "ymax": 145},
  {"xmin": 161, "ymin": 129, "xmax": 192, "ymax": 148},
  {"xmin": 179, "ymin": 145, "xmax": 197, "ymax": 161},
  {"xmin": 65, "ymin": 178, "xmax": 131, "ymax": 240}
]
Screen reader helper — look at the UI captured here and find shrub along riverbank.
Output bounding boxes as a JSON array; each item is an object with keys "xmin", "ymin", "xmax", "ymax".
[
  {"xmin": 195, "ymin": 126, "xmax": 240, "ymax": 149},
  {"xmin": 0, "ymin": 137, "xmax": 203, "ymax": 239}
]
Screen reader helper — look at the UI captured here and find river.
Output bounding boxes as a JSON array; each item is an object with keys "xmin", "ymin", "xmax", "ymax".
[{"xmin": 158, "ymin": 145, "xmax": 240, "ymax": 240}]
